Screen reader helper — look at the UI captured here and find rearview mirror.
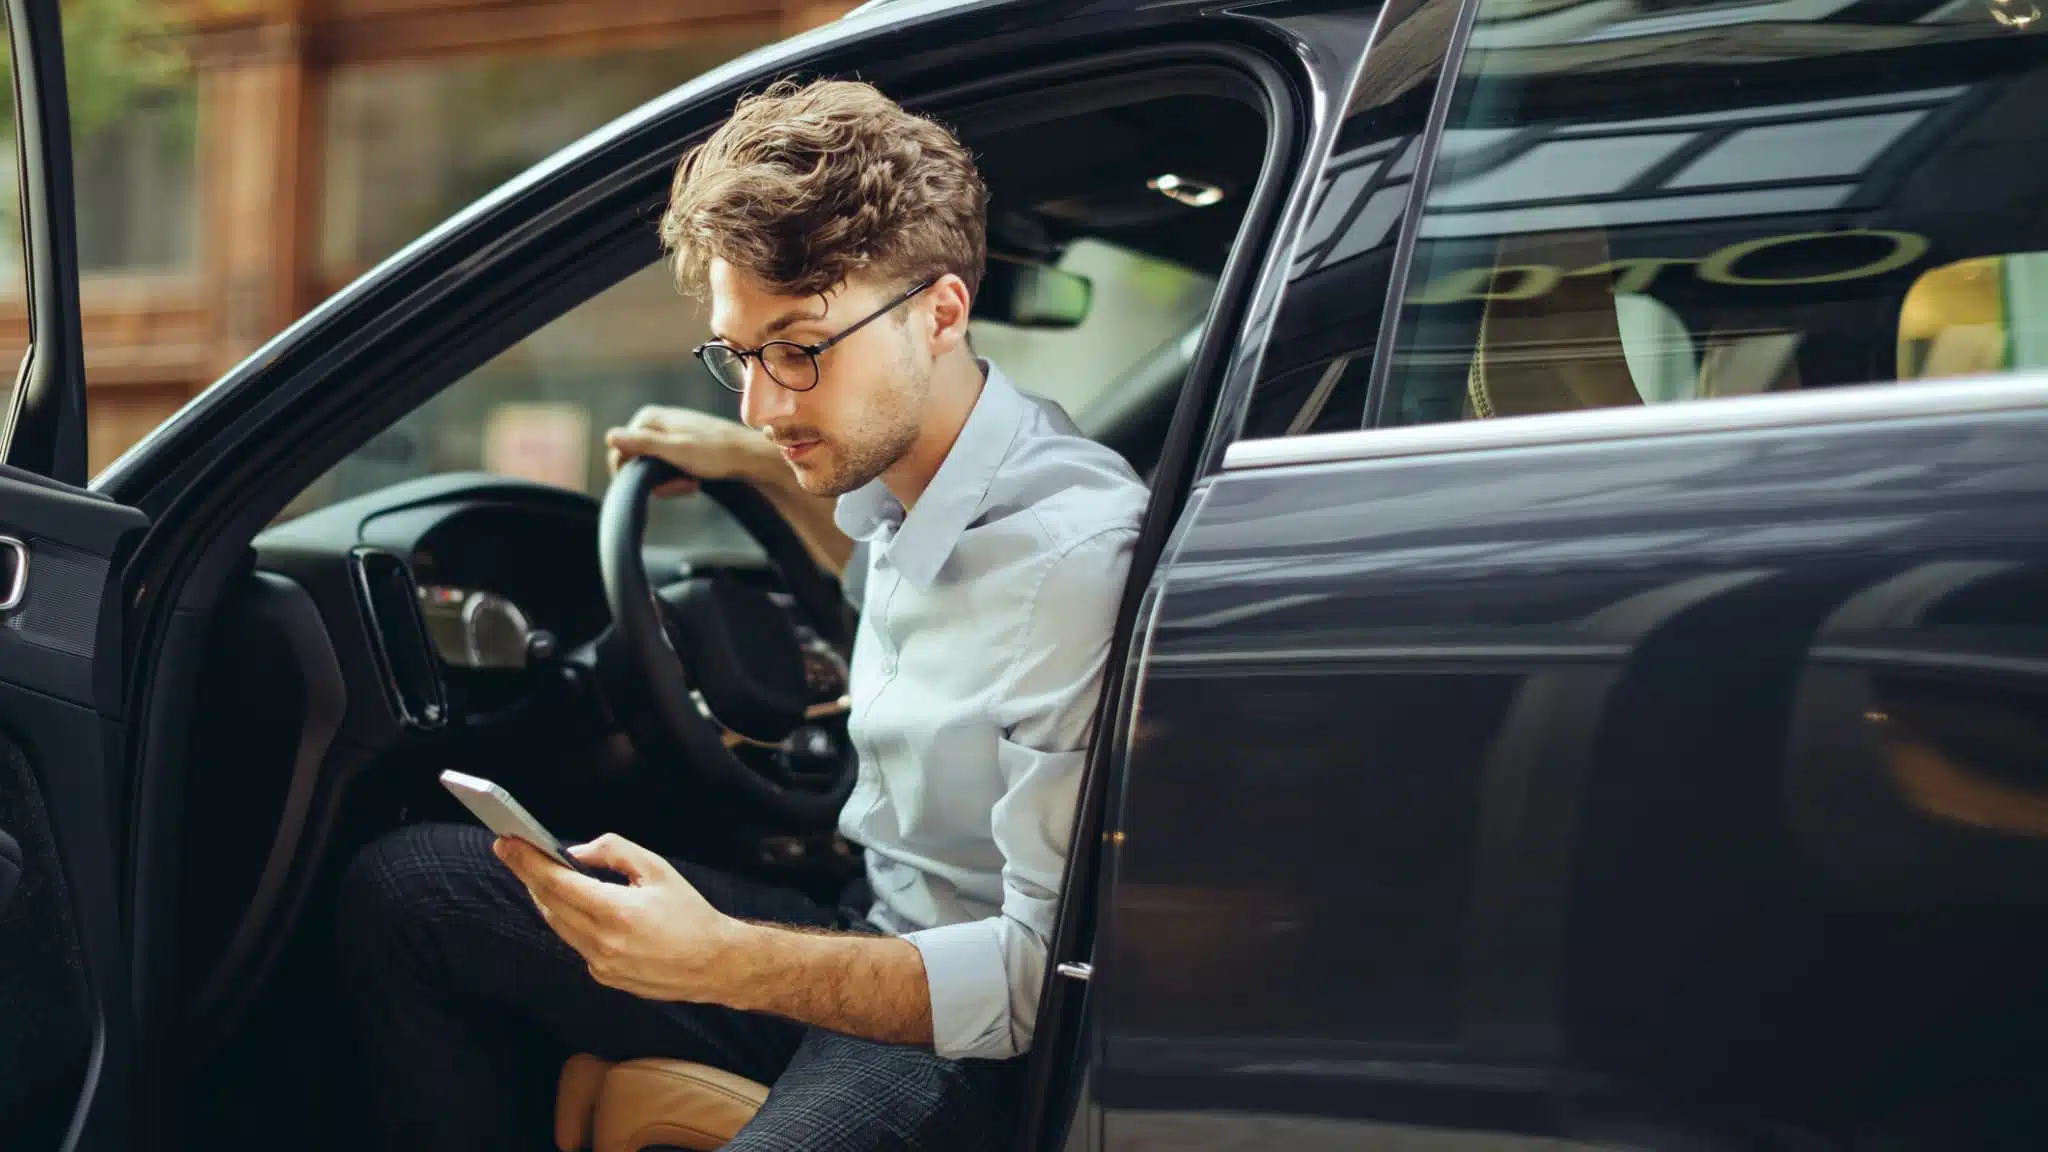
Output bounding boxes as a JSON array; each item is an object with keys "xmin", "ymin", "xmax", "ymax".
[{"xmin": 977, "ymin": 255, "xmax": 1092, "ymax": 328}]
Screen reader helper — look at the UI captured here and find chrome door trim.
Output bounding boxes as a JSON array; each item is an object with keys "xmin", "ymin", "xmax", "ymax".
[
  {"xmin": 0, "ymin": 536, "xmax": 25, "ymax": 611},
  {"xmin": 1222, "ymin": 372, "xmax": 2048, "ymax": 471}
]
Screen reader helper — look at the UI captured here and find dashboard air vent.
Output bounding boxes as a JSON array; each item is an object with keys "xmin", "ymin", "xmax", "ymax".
[{"xmin": 349, "ymin": 547, "xmax": 448, "ymax": 730}]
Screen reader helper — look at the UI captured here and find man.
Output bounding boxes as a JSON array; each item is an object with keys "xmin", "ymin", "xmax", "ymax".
[{"xmin": 337, "ymin": 76, "xmax": 1148, "ymax": 1150}]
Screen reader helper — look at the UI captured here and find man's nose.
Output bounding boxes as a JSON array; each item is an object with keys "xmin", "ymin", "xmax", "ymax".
[{"xmin": 739, "ymin": 361, "xmax": 796, "ymax": 429}]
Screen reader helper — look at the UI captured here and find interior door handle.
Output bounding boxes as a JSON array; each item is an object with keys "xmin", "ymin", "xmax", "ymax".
[
  {"xmin": 0, "ymin": 829, "xmax": 21, "ymax": 917},
  {"xmin": 0, "ymin": 535, "xmax": 25, "ymax": 611}
]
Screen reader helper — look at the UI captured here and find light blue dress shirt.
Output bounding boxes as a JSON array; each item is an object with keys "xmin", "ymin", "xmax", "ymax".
[{"xmin": 834, "ymin": 360, "xmax": 1146, "ymax": 1061}]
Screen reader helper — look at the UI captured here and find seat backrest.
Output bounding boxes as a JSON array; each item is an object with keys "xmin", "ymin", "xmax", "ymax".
[{"xmin": 1465, "ymin": 227, "xmax": 1649, "ymax": 418}]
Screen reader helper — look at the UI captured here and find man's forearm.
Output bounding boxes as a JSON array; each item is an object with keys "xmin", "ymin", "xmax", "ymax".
[{"xmin": 711, "ymin": 921, "xmax": 933, "ymax": 1046}]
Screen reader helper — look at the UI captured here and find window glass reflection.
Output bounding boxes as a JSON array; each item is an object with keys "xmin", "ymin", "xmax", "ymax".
[
  {"xmin": 1380, "ymin": 0, "xmax": 2048, "ymax": 426},
  {"xmin": 319, "ymin": 41, "xmax": 765, "ymax": 283}
]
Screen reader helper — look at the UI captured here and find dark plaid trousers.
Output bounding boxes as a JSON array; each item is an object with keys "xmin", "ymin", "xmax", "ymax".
[{"xmin": 335, "ymin": 822, "xmax": 1028, "ymax": 1151}]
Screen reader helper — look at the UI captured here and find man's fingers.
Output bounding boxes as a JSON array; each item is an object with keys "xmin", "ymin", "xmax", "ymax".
[
  {"xmin": 606, "ymin": 427, "xmax": 705, "ymax": 491},
  {"xmin": 568, "ymin": 833, "xmax": 667, "ymax": 884},
  {"xmin": 499, "ymin": 841, "xmax": 614, "ymax": 937},
  {"xmin": 498, "ymin": 837, "xmax": 596, "ymax": 902},
  {"xmin": 606, "ymin": 428, "xmax": 654, "ymax": 457},
  {"xmin": 536, "ymin": 884, "xmax": 608, "ymax": 940},
  {"xmin": 625, "ymin": 405, "xmax": 672, "ymax": 433}
]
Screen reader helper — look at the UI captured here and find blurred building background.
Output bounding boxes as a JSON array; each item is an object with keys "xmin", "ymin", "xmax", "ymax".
[
  {"xmin": 0, "ymin": 0, "xmax": 1215, "ymax": 553},
  {"xmin": 0, "ymin": 0, "xmax": 862, "ymax": 477}
]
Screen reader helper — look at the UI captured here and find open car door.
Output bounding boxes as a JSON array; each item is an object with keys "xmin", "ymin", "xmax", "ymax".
[{"xmin": 1, "ymin": 1, "xmax": 149, "ymax": 1149}]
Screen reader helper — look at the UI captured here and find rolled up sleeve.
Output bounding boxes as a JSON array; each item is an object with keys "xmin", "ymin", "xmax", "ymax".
[{"xmin": 902, "ymin": 527, "xmax": 1136, "ymax": 1060}]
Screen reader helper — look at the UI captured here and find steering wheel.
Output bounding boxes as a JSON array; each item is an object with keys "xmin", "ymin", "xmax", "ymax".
[{"xmin": 595, "ymin": 455, "xmax": 857, "ymax": 824}]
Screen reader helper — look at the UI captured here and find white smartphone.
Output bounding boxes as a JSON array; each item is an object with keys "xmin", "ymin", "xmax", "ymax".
[{"xmin": 439, "ymin": 770, "xmax": 599, "ymax": 878}]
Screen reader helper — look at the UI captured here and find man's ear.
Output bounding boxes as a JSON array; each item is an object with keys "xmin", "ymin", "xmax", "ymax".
[{"xmin": 926, "ymin": 273, "xmax": 974, "ymax": 356}]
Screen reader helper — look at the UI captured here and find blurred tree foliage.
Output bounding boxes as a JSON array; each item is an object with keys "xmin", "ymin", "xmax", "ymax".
[
  {"xmin": 0, "ymin": 0, "xmax": 194, "ymax": 269},
  {"xmin": 0, "ymin": 0, "xmax": 192, "ymax": 148}
]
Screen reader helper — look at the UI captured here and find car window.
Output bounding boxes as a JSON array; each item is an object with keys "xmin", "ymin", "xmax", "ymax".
[
  {"xmin": 0, "ymin": 1, "xmax": 199, "ymax": 462},
  {"xmin": 283, "ymin": 263, "xmax": 764, "ymax": 556},
  {"xmin": 1234, "ymin": 0, "xmax": 1457, "ymax": 441},
  {"xmin": 279, "ymin": 238, "xmax": 1212, "ymax": 552},
  {"xmin": 1375, "ymin": 0, "xmax": 2048, "ymax": 428},
  {"xmin": 1900, "ymin": 253, "xmax": 2048, "ymax": 381}
]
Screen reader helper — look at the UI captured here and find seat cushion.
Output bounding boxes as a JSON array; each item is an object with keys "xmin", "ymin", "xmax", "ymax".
[{"xmin": 555, "ymin": 1054, "xmax": 770, "ymax": 1152}]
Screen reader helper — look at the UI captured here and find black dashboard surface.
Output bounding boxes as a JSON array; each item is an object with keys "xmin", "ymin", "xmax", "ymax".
[
  {"xmin": 264, "ymin": 474, "xmax": 608, "ymax": 645},
  {"xmin": 252, "ymin": 471, "xmax": 785, "ymax": 739}
]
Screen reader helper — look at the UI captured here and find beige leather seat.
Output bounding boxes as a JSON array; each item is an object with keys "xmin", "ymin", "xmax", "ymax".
[
  {"xmin": 553, "ymin": 1054, "xmax": 770, "ymax": 1152},
  {"xmin": 1465, "ymin": 227, "xmax": 1647, "ymax": 419}
]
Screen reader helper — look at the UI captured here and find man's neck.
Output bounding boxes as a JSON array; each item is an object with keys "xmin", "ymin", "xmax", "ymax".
[{"xmin": 881, "ymin": 355, "xmax": 987, "ymax": 512}]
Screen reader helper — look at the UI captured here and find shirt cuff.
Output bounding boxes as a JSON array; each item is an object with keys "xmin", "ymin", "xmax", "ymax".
[{"xmin": 903, "ymin": 918, "xmax": 1012, "ymax": 1060}]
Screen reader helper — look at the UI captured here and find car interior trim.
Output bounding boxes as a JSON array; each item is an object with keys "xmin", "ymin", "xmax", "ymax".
[
  {"xmin": 1222, "ymin": 371, "xmax": 2048, "ymax": 471},
  {"xmin": 346, "ymin": 546, "xmax": 450, "ymax": 731},
  {"xmin": 182, "ymin": 571, "xmax": 350, "ymax": 1056},
  {"xmin": 720, "ymin": 696, "xmax": 853, "ymax": 749},
  {"xmin": 0, "ymin": 535, "xmax": 26, "ymax": 612}
]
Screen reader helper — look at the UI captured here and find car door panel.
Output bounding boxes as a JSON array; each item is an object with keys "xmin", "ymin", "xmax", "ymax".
[
  {"xmin": 0, "ymin": 713, "xmax": 89, "ymax": 1139},
  {"xmin": 1103, "ymin": 390, "xmax": 2048, "ymax": 1145},
  {"xmin": 0, "ymin": 471, "xmax": 148, "ymax": 1149},
  {"xmin": 0, "ymin": 467, "xmax": 146, "ymax": 706}
]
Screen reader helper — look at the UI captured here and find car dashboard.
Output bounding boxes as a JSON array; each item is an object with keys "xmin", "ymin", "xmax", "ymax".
[{"xmin": 249, "ymin": 471, "xmax": 833, "ymax": 742}]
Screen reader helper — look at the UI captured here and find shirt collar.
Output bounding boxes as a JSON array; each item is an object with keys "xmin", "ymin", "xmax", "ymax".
[{"xmin": 834, "ymin": 359, "xmax": 1030, "ymax": 591}]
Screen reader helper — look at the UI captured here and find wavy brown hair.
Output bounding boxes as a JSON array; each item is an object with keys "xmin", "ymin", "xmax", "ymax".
[{"xmin": 659, "ymin": 78, "xmax": 989, "ymax": 305}]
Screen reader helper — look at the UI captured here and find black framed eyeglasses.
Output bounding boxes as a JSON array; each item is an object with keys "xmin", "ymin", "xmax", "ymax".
[{"xmin": 693, "ymin": 279, "xmax": 933, "ymax": 394}]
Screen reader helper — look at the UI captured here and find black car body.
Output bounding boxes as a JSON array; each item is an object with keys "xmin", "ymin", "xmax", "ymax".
[{"xmin": 5, "ymin": 0, "xmax": 2048, "ymax": 1147}]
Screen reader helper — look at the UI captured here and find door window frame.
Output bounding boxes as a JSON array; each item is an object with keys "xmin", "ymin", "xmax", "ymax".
[
  {"xmin": 1193, "ymin": 0, "xmax": 1475, "ymax": 465},
  {"xmin": 2, "ymin": 0, "xmax": 91, "ymax": 484}
]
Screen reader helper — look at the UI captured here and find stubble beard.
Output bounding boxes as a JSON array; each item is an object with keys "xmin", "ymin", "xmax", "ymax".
[{"xmin": 791, "ymin": 338, "xmax": 931, "ymax": 499}]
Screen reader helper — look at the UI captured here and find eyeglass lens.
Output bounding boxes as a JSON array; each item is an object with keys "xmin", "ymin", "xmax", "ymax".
[{"xmin": 701, "ymin": 342, "xmax": 819, "ymax": 394}]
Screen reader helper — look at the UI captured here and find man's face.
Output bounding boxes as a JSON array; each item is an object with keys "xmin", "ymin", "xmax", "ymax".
[{"xmin": 709, "ymin": 259, "xmax": 932, "ymax": 498}]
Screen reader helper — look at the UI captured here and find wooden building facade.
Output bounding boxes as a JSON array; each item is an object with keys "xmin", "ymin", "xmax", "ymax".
[{"xmin": 2, "ymin": 0, "xmax": 852, "ymax": 474}]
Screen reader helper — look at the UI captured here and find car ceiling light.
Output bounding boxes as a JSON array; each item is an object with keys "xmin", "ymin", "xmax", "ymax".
[
  {"xmin": 1149, "ymin": 173, "xmax": 1224, "ymax": 208},
  {"xmin": 1989, "ymin": 0, "xmax": 2039, "ymax": 26}
]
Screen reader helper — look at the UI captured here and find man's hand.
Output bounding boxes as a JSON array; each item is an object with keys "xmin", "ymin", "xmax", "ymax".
[
  {"xmin": 604, "ymin": 405, "xmax": 856, "ymax": 577},
  {"xmin": 493, "ymin": 832, "xmax": 740, "ymax": 1002},
  {"xmin": 496, "ymin": 831, "xmax": 935, "ymax": 1045},
  {"xmin": 604, "ymin": 406, "xmax": 779, "ymax": 499}
]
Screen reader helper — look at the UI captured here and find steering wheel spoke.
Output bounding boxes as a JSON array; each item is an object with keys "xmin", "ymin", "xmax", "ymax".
[{"xmin": 716, "ymin": 694, "xmax": 853, "ymax": 749}]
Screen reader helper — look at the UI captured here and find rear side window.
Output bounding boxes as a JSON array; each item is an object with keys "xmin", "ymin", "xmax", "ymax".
[
  {"xmin": 1234, "ymin": 0, "xmax": 1459, "ymax": 440},
  {"xmin": 1377, "ymin": 1, "xmax": 2048, "ymax": 427}
]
